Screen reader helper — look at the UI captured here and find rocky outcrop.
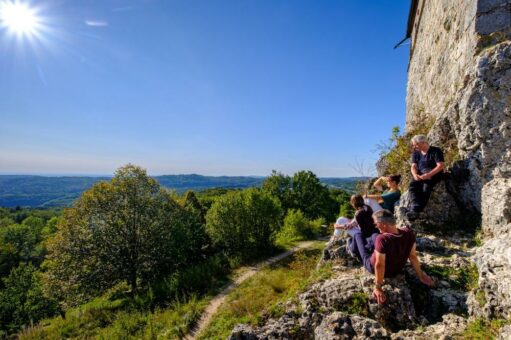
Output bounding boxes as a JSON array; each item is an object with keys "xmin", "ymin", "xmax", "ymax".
[
  {"xmin": 405, "ymin": 0, "xmax": 511, "ymax": 325},
  {"xmin": 229, "ymin": 234, "xmax": 481, "ymax": 339},
  {"xmin": 395, "ymin": 181, "xmax": 463, "ymax": 232}
]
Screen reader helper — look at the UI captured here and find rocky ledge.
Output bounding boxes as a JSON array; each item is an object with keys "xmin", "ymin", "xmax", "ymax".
[{"xmin": 228, "ymin": 232, "xmax": 509, "ymax": 339}]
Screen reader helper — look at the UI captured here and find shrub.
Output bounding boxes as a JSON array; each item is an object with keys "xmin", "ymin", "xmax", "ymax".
[
  {"xmin": 0, "ymin": 263, "xmax": 59, "ymax": 335},
  {"xmin": 277, "ymin": 210, "xmax": 316, "ymax": 243},
  {"xmin": 206, "ymin": 188, "xmax": 282, "ymax": 262}
]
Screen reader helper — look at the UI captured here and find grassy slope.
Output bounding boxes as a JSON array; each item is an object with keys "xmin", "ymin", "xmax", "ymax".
[{"xmin": 198, "ymin": 241, "xmax": 331, "ymax": 339}]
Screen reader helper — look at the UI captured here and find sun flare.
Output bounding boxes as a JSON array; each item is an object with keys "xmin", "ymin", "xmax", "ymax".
[{"xmin": 0, "ymin": 1, "xmax": 40, "ymax": 36}]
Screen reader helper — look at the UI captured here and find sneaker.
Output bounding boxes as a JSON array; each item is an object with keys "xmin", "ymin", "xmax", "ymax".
[{"xmin": 346, "ymin": 238, "xmax": 356, "ymax": 258}]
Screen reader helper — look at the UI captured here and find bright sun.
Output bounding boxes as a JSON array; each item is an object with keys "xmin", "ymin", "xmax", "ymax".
[{"xmin": 0, "ymin": 1, "xmax": 40, "ymax": 36}]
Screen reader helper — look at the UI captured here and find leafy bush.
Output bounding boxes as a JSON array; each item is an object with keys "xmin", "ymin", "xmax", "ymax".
[
  {"xmin": 276, "ymin": 209, "xmax": 324, "ymax": 245},
  {"xmin": 206, "ymin": 188, "xmax": 282, "ymax": 262},
  {"xmin": 0, "ymin": 263, "xmax": 58, "ymax": 336}
]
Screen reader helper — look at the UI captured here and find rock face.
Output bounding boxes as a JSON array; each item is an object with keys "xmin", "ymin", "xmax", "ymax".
[
  {"xmin": 405, "ymin": 0, "xmax": 511, "ymax": 323},
  {"xmin": 395, "ymin": 181, "xmax": 462, "ymax": 232}
]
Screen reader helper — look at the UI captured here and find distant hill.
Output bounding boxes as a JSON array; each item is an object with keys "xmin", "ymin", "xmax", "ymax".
[{"xmin": 0, "ymin": 174, "xmax": 364, "ymax": 208}]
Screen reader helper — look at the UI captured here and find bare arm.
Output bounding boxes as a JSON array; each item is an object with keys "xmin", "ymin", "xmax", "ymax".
[
  {"xmin": 408, "ymin": 244, "xmax": 434, "ymax": 286},
  {"xmin": 372, "ymin": 177, "xmax": 385, "ymax": 191},
  {"xmin": 411, "ymin": 163, "xmax": 420, "ymax": 181},
  {"xmin": 373, "ymin": 251, "xmax": 386, "ymax": 304}
]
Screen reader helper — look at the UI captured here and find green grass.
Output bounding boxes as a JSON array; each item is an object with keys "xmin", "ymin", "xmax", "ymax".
[
  {"xmin": 198, "ymin": 242, "xmax": 331, "ymax": 340},
  {"xmin": 17, "ymin": 253, "xmax": 232, "ymax": 339},
  {"xmin": 344, "ymin": 292, "xmax": 369, "ymax": 316},
  {"xmin": 426, "ymin": 263, "xmax": 479, "ymax": 291},
  {"xmin": 475, "ymin": 289, "xmax": 486, "ymax": 307},
  {"xmin": 19, "ymin": 294, "xmax": 210, "ymax": 340},
  {"xmin": 461, "ymin": 318, "xmax": 508, "ymax": 339}
]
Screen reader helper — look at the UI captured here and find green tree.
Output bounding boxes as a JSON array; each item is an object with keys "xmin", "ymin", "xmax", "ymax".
[
  {"xmin": 330, "ymin": 188, "xmax": 355, "ymax": 218},
  {"xmin": 261, "ymin": 170, "xmax": 293, "ymax": 212},
  {"xmin": 291, "ymin": 171, "xmax": 336, "ymax": 220},
  {"xmin": 0, "ymin": 223, "xmax": 41, "ymax": 278},
  {"xmin": 206, "ymin": 188, "xmax": 282, "ymax": 262},
  {"xmin": 0, "ymin": 263, "xmax": 58, "ymax": 336},
  {"xmin": 42, "ymin": 164, "xmax": 207, "ymax": 307}
]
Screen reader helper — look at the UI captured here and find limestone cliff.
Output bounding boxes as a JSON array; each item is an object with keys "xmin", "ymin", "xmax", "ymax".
[{"xmin": 405, "ymin": 0, "xmax": 511, "ymax": 323}]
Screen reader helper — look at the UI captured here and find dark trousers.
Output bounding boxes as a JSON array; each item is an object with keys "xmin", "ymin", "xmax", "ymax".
[
  {"xmin": 350, "ymin": 232, "xmax": 378, "ymax": 274},
  {"xmin": 408, "ymin": 174, "xmax": 443, "ymax": 213}
]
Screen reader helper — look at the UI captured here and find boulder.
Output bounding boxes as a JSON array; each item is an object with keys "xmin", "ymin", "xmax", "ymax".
[
  {"xmin": 390, "ymin": 313, "xmax": 468, "ymax": 339},
  {"xmin": 395, "ymin": 181, "xmax": 463, "ymax": 232},
  {"xmin": 469, "ymin": 237, "xmax": 511, "ymax": 320},
  {"xmin": 314, "ymin": 312, "xmax": 389, "ymax": 339}
]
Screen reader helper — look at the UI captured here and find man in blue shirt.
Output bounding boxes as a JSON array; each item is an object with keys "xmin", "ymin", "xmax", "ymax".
[{"xmin": 406, "ymin": 135, "xmax": 444, "ymax": 220}]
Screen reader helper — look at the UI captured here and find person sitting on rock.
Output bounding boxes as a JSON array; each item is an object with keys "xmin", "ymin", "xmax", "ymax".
[
  {"xmin": 363, "ymin": 175, "xmax": 401, "ymax": 213},
  {"xmin": 404, "ymin": 135, "xmax": 445, "ymax": 221},
  {"xmin": 351, "ymin": 209, "xmax": 434, "ymax": 304},
  {"xmin": 342, "ymin": 195, "xmax": 380, "ymax": 259},
  {"xmin": 371, "ymin": 210, "xmax": 434, "ymax": 304},
  {"xmin": 334, "ymin": 195, "xmax": 378, "ymax": 236}
]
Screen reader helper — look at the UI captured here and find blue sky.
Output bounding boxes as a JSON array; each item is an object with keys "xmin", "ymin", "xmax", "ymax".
[{"xmin": 0, "ymin": 0, "xmax": 411, "ymax": 177}]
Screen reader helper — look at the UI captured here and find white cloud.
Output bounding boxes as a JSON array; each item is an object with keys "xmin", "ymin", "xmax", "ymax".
[{"xmin": 85, "ymin": 20, "xmax": 109, "ymax": 27}]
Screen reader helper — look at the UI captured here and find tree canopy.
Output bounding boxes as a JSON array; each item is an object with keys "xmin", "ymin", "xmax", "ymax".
[{"xmin": 43, "ymin": 164, "xmax": 209, "ymax": 306}]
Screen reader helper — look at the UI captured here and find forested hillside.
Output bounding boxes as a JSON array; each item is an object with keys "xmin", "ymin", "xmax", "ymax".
[
  {"xmin": 0, "ymin": 165, "xmax": 357, "ymax": 338},
  {"xmin": 0, "ymin": 174, "xmax": 360, "ymax": 208}
]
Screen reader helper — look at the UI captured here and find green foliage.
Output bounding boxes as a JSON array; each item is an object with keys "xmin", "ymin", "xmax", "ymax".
[
  {"xmin": 0, "ymin": 223, "xmax": 42, "ymax": 277},
  {"xmin": 379, "ymin": 123, "xmax": 434, "ymax": 189},
  {"xmin": 276, "ymin": 209, "xmax": 324, "ymax": 245},
  {"xmin": 19, "ymin": 293, "xmax": 209, "ymax": 340},
  {"xmin": 426, "ymin": 263, "xmax": 479, "ymax": 291},
  {"xmin": 462, "ymin": 318, "xmax": 508, "ymax": 339},
  {"xmin": 20, "ymin": 253, "xmax": 230, "ymax": 339},
  {"xmin": 206, "ymin": 188, "xmax": 282, "ymax": 262},
  {"xmin": 344, "ymin": 292, "xmax": 369, "ymax": 316},
  {"xmin": 291, "ymin": 171, "xmax": 336, "ymax": 220},
  {"xmin": 42, "ymin": 164, "xmax": 210, "ymax": 308},
  {"xmin": 150, "ymin": 254, "xmax": 230, "ymax": 305},
  {"xmin": 0, "ymin": 263, "xmax": 58, "ymax": 336},
  {"xmin": 475, "ymin": 289, "xmax": 486, "ymax": 307},
  {"xmin": 262, "ymin": 170, "xmax": 337, "ymax": 221}
]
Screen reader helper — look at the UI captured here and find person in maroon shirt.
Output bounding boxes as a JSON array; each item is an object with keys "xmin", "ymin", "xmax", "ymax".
[
  {"xmin": 372, "ymin": 210, "xmax": 434, "ymax": 304},
  {"xmin": 355, "ymin": 209, "xmax": 434, "ymax": 304}
]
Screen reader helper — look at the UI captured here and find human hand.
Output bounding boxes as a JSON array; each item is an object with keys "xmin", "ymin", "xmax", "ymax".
[
  {"xmin": 419, "ymin": 273, "xmax": 435, "ymax": 287},
  {"xmin": 344, "ymin": 223, "xmax": 354, "ymax": 230},
  {"xmin": 373, "ymin": 287, "xmax": 386, "ymax": 305},
  {"xmin": 420, "ymin": 173, "xmax": 432, "ymax": 180}
]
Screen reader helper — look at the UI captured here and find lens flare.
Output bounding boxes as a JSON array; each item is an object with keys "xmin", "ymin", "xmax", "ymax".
[{"xmin": 0, "ymin": 1, "xmax": 40, "ymax": 36}]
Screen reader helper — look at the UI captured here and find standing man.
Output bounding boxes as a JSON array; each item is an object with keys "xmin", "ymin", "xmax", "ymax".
[{"xmin": 406, "ymin": 135, "xmax": 444, "ymax": 221}]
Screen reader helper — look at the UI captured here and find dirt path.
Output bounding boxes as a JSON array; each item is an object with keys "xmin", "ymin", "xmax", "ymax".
[{"xmin": 184, "ymin": 239, "xmax": 324, "ymax": 339}]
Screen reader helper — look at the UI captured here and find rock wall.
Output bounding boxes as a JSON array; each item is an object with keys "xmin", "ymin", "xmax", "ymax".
[{"xmin": 405, "ymin": 0, "xmax": 511, "ymax": 321}]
